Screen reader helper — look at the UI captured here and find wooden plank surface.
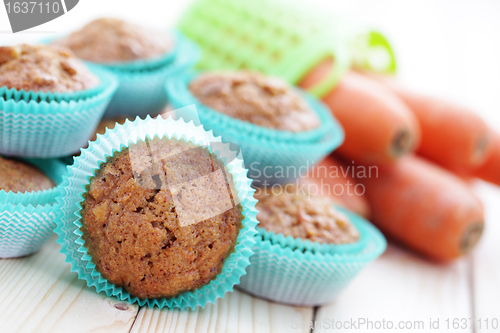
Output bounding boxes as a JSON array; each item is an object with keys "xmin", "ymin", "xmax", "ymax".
[
  {"xmin": 131, "ymin": 291, "xmax": 312, "ymax": 333},
  {"xmin": 471, "ymin": 184, "xmax": 500, "ymax": 333},
  {"xmin": 315, "ymin": 245, "xmax": 473, "ymax": 333},
  {"xmin": 0, "ymin": 235, "xmax": 139, "ymax": 333},
  {"xmin": 0, "ymin": 236, "xmax": 313, "ymax": 333}
]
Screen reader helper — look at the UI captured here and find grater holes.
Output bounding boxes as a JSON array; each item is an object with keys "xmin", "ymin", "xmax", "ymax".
[
  {"xmin": 255, "ymin": 42, "xmax": 266, "ymax": 54},
  {"xmin": 240, "ymin": 60, "xmax": 251, "ymax": 70},
  {"xmin": 240, "ymin": 33, "xmax": 251, "ymax": 45},
  {"xmin": 270, "ymin": 50, "xmax": 282, "ymax": 63},
  {"xmin": 224, "ymin": 53, "xmax": 236, "ymax": 65},
  {"xmin": 290, "ymin": 34, "xmax": 301, "ymax": 47},
  {"xmin": 223, "ymin": 26, "xmax": 236, "ymax": 39}
]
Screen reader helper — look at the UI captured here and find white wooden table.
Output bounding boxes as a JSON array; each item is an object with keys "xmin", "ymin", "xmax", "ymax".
[
  {"xmin": 1, "ymin": 0, "xmax": 500, "ymax": 332},
  {"xmin": 1, "ymin": 183, "xmax": 499, "ymax": 333}
]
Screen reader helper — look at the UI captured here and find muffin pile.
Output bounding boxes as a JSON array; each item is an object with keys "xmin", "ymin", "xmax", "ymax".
[{"xmin": 0, "ymin": 15, "xmax": 384, "ymax": 309}]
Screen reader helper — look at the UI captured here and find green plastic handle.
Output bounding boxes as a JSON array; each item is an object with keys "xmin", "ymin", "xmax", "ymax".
[{"xmin": 177, "ymin": 0, "xmax": 353, "ymax": 97}]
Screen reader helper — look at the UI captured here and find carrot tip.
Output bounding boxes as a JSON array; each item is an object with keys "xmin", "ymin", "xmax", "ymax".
[
  {"xmin": 473, "ymin": 134, "xmax": 490, "ymax": 164},
  {"xmin": 391, "ymin": 129, "xmax": 413, "ymax": 158},
  {"xmin": 461, "ymin": 222, "xmax": 484, "ymax": 254}
]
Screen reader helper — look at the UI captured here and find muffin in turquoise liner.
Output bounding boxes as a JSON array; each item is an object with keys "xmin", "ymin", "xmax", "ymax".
[
  {"xmin": 0, "ymin": 158, "xmax": 67, "ymax": 258},
  {"xmin": 166, "ymin": 71, "xmax": 340, "ymax": 143},
  {"xmin": 89, "ymin": 32, "xmax": 181, "ymax": 72},
  {"xmin": 238, "ymin": 207, "xmax": 387, "ymax": 306},
  {"xmin": 91, "ymin": 33, "xmax": 200, "ymax": 119},
  {"xmin": 165, "ymin": 72, "xmax": 344, "ymax": 183},
  {"xmin": 54, "ymin": 116, "xmax": 259, "ymax": 309},
  {"xmin": 0, "ymin": 65, "xmax": 118, "ymax": 158}
]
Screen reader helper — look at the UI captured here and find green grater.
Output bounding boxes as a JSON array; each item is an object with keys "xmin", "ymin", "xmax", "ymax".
[
  {"xmin": 178, "ymin": 0, "xmax": 355, "ymax": 97},
  {"xmin": 178, "ymin": 0, "xmax": 397, "ymax": 97}
]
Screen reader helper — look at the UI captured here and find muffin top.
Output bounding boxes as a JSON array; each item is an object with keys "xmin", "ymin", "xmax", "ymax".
[
  {"xmin": 189, "ymin": 71, "xmax": 321, "ymax": 132},
  {"xmin": 53, "ymin": 18, "xmax": 174, "ymax": 63},
  {"xmin": 255, "ymin": 186, "xmax": 359, "ymax": 244},
  {"xmin": 0, "ymin": 156, "xmax": 55, "ymax": 193},
  {"xmin": 81, "ymin": 137, "xmax": 243, "ymax": 299},
  {"xmin": 0, "ymin": 44, "xmax": 99, "ymax": 92}
]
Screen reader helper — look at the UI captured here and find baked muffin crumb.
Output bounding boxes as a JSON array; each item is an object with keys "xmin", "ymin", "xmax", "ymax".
[
  {"xmin": 54, "ymin": 18, "xmax": 174, "ymax": 63},
  {"xmin": 189, "ymin": 71, "xmax": 321, "ymax": 132},
  {"xmin": 0, "ymin": 44, "xmax": 99, "ymax": 92},
  {"xmin": 81, "ymin": 137, "xmax": 243, "ymax": 299},
  {"xmin": 0, "ymin": 156, "xmax": 55, "ymax": 193},
  {"xmin": 255, "ymin": 186, "xmax": 359, "ymax": 244}
]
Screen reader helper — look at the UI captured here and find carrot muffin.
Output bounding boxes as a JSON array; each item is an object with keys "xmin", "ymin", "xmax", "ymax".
[
  {"xmin": 81, "ymin": 137, "xmax": 243, "ymax": 299},
  {"xmin": 255, "ymin": 186, "xmax": 359, "ymax": 244},
  {"xmin": 189, "ymin": 71, "xmax": 320, "ymax": 132},
  {"xmin": 53, "ymin": 18, "xmax": 174, "ymax": 63},
  {"xmin": 0, "ymin": 44, "xmax": 99, "ymax": 92},
  {"xmin": 0, "ymin": 156, "xmax": 54, "ymax": 193}
]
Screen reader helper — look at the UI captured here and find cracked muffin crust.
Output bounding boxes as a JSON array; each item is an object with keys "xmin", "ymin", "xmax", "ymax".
[
  {"xmin": 0, "ymin": 156, "xmax": 54, "ymax": 193},
  {"xmin": 0, "ymin": 44, "xmax": 99, "ymax": 92},
  {"xmin": 255, "ymin": 186, "xmax": 359, "ymax": 244},
  {"xmin": 189, "ymin": 71, "xmax": 321, "ymax": 132},
  {"xmin": 81, "ymin": 137, "xmax": 243, "ymax": 299},
  {"xmin": 53, "ymin": 18, "xmax": 174, "ymax": 63}
]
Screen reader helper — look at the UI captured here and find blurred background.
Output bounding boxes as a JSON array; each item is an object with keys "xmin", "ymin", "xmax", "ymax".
[
  {"xmin": 1, "ymin": 0, "xmax": 499, "ymax": 124},
  {"xmin": 1, "ymin": 0, "xmax": 500, "ymax": 331}
]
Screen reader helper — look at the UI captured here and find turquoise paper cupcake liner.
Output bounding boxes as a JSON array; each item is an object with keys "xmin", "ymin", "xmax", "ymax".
[
  {"xmin": 101, "ymin": 34, "xmax": 200, "ymax": 119},
  {"xmin": 0, "ymin": 66, "xmax": 119, "ymax": 158},
  {"xmin": 0, "ymin": 158, "xmax": 67, "ymax": 258},
  {"xmin": 212, "ymin": 126, "xmax": 343, "ymax": 184},
  {"xmin": 166, "ymin": 71, "xmax": 340, "ymax": 143},
  {"xmin": 54, "ymin": 116, "xmax": 259, "ymax": 309},
  {"xmin": 0, "ymin": 78, "xmax": 103, "ymax": 103},
  {"xmin": 238, "ymin": 207, "xmax": 386, "ymax": 306},
  {"xmin": 58, "ymin": 155, "xmax": 75, "ymax": 166}
]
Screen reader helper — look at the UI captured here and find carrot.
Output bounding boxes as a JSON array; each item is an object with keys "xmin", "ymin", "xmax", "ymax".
[
  {"xmin": 361, "ymin": 71, "xmax": 493, "ymax": 174},
  {"xmin": 300, "ymin": 66, "xmax": 421, "ymax": 164},
  {"xmin": 474, "ymin": 131, "xmax": 500, "ymax": 186},
  {"xmin": 355, "ymin": 155, "xmax": 484, "ymax": 261},
  {"xmin": 301, "ymin": 155, "xmax": 371, "ymax": 219}
]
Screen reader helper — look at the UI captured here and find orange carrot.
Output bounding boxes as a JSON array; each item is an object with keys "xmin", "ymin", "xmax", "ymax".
[
  {"xmin": 300, "ymin": 66, "xmax": 421, "ymax": 164},
  {"xmin": 362, "ymin": 71, "xmax": 493, "ymax": 174},
  {"xmin": 474, "ymin": 131, "xmax": 500, "ymax": 186},
  {"xmin": 355, "ymin": 155, "xmax": 484, "ymax": 261},
  {"xmin": 301, "ymin": 155, "xmax": 371, "ymax": 219}
]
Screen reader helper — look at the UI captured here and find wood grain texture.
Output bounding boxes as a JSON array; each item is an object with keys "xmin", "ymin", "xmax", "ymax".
[
  {"xmin": 0, "ymin": 235, "xmax": 313, "ymax": 333},
  {"xmin": 0, "ymin": 235, "xmax": 139, "ymax": 333},
  {"xmin": 472, "ymin": 183, "xmax": 500, "ymax": 333},
  {"xmin": 130, "ymin": 290, "xmax": 313, "ymax": 333},
  {"xmin": 315, "ymin": 245, "xmax": 472, "ymax": 333}
]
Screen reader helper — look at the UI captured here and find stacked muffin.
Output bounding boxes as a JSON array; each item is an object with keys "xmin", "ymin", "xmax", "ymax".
[
  {"xmin": 0, "ymin": 42, "xmax": 116, "ymax": 257},
  {"xmin": 52, "ymin": 18, "xmax": 199, "ymax": 119}
]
